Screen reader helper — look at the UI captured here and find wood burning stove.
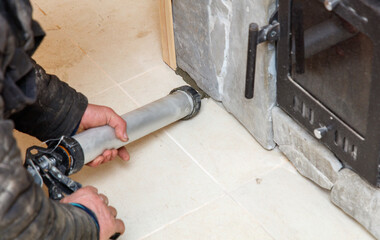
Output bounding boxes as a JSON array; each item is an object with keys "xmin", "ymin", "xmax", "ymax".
[{"xmin": 276, "ymin": 0, "xmax": 380, "ymax": 187}]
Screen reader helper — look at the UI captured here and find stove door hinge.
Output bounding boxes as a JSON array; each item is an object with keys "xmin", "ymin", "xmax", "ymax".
[{"xmin": 245, "ymin": 10, "xmax": 279, "ymax": 99}]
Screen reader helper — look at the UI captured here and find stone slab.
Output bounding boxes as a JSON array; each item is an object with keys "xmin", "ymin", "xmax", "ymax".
[
  {"xmin": 221, "ymin": 0, "xmax": 277, "ymax": 150},
  {"xmin": 173, "ymin": 0, "xmax": 277, "ymax": 149},
  {"xmin": 331, "ymin": 168, "xmax": 380, "ymax": 239},
  {"xmin": 272, "ymin": 107, "xmax": 343, "ymax": 189},
  {"xmin": 173, "ymin": 0, "xmax": 223, "ymax": 101}
]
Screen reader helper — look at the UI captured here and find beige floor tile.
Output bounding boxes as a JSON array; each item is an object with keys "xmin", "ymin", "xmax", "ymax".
[
  {"xmin": 121, "ymin": 70, "xmax": 287, "ymax": 191},
  {"xmin": 33, "ymin": 0, "xmax": 163, "ymax": 83},
  {"xmin": 32, "ymin": 28, "xmax": 117, "ymax": 97},
  {"xmin": 20, "ymin": 1, "xmax": 374, "ymax": 239},
  {"xmin": 120, "ymin": 66, "xmax": 186, "ymax": 106},
  {"xmin": 231, "ymin": 168, "xmax": 375, "ymax": 240},
  {"xmin": 71, "ymin": 132, "xmax": 224, "ymax": 240},
  {"xmin": 143, "ymin": 195, "xmax": 274, "ymax": 240},
  {"xmin": 31, "ymin": 1, "xmax": 58, "ymax": 31},
  {"xmin": 165, "ymin": 99, "xmax": 288, "ymax": 191},
  {"xmin": 87, "ymin": 86, "xmax": 138, "ymax": 115}
]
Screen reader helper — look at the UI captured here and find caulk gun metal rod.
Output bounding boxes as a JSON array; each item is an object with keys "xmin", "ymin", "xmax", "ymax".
[{"xmin": 73, "ymin": 90, "xmax": 194, "ymax": 164}]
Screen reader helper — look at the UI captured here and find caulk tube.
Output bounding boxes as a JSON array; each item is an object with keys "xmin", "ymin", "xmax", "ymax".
[{"xmin": 70, "ymin": 86, "xmax": 201, "ymax": 172}]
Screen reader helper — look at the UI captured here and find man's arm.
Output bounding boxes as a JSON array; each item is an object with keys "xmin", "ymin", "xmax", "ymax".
[
  {"xmin": 0, "ymin": 119, "xmax": 99, "ymax": 240},
  {"xmin": 0, "ymin": 3, "xmax": 125, "ymax": 238},
  {"xmin": 10, "ymin": 63, "xmax": 88, "ymax": 141},
  {"xmin": 10, "ymin": 63, "xmax": 130, "ymax": 164},
  {"xmin": 0, "ymin": 7, "xmax": 100, "ymax": 239}
]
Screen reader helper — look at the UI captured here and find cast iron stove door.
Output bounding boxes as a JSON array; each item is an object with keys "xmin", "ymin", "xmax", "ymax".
[{"xmin": 276, "ymin": 0, "xmax": 380, "ymax": 187}]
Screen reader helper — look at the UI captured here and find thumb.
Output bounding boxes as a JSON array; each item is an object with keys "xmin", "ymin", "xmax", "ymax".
[{"xmin": 107, "ymin": 113, "xmax": 128, "ymax": 142}]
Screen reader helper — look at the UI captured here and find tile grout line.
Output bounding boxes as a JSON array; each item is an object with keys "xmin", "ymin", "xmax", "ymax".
[
  {"xmin": 33, "ymin": 1, "xmax": 161, "ymax": 101},
  {"xmin": 221, "ymin": 160, "xmax": 305, "ymax": 240},
  {"xmin": 220, "ymin": 164, "xmax": 284, "ymax": 240},
  {"xmin": 31, "ymin": 5, "xmax": 280, "ymax": 238},
  {"xmin": 162, "ymin": 131, "xmax": 286, "ymax": 239},
  {"xmin": 67, "ymin": 41, "xmax": 120, "ymax": 85},
  {"xmin": 55, "ymin": 24, "xmax": 168, "ymax": 100},
  {"xmin": 165, "ymin": 126, "xmax": 291, "ymax": 196},
  {"xmin": 117, "ymin": 85, "xmax": 141, "ymax": 107},
  {"xmin": 31, "ymin": 2, "xmax": 121, "ymax": 91},
  {"xmin": 227, "ymin": 193, "xmax": 277, "ymax": 240},
  {"xmin": 136, "ymin": 138, "xmax": 281, "ymax": 240},
  {"xmin": 61, "ymin": 34, "xmax": 150, "ymax": 106},
  {"xmin": 66, "ymin": 39, "xmax": 163, "ymax": 106},
  {"xmin": 33, "ymin": 2, "xmax": 177, "ymax": 110},
  {"xmin": 117, "ymin": 66, "xmax": 161, "ymax": 85},
  {"xmin": 30, "ymin": 2, "xmax": 275, "ymax": 239},
  {"xmin": 86, "ymin": 85, "xmax": 116, "ymax": 99},
  {"xmin": 64, "ymin": 37, "xmax": 163, "ymax": 97},
  {"xmin": 161, "ymin": 130, "xmax": 281, "ymax": 237},
  {"xmin": 164, "ymin": 131, "xmax": 229, "ymax": 193},
  {"xmin": 138, "ymin": 194, "xmax": 226, "ymax": 240},
  {"xmin": 230, "ymin": 159, "xmax": 293, "ymax": 193}
]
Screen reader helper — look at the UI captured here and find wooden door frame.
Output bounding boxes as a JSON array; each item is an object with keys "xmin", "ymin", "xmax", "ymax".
[{"xmin": 159, "ymin": 0, "xmax": 177, "ymax": 70}]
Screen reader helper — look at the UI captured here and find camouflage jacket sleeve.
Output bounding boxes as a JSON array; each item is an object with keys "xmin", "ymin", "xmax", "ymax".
[
  {"xmin": 10, "ymin": 62, "xmax": 88, "ymax": 141},
  {"xmin": 0, "ymin": 119, "xmax": 98, "ymax": 240},
  {"xmin": 0, "ymin": 1, "xmax": 98, "ymax": 239}
]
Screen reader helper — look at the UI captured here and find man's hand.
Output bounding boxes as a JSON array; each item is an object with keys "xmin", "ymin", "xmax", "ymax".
[
  {"xmin": 60, "ymin": 186, "xmax": 125, "ymax": 240},
  {"xmin": 79, "ymin": 104, "xmax": 130, "ymax": 167}
]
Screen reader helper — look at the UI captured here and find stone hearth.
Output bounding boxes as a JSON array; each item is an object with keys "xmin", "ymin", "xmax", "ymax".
[{"xmin": 172, "ymin": 0, "xmax": 380, "ymax": 238}]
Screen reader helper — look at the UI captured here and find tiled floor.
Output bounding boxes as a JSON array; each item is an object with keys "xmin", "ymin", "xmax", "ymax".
[{"xmin": 13, "ymin": 0, "xmax": 375, "ymax": 239}]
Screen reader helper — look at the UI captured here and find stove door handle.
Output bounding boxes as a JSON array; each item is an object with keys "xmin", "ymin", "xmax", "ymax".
[
  {"xmin": 245, "ymin": 23, "xmax": 259, "ymax": 99},
  {"xmin": 245, "ymin": 20, "xmax": 280, "ymax": 100}
]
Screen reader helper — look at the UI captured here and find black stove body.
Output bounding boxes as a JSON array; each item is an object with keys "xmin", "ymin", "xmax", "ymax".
[{"xmin": 276, "ymin": 0, "xmax": 380, "ymax": 187}]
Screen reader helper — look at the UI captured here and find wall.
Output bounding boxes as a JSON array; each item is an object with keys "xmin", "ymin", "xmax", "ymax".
[{"xmin": 173, "ymin": 0, "xmax": 277, "ymax": 149}]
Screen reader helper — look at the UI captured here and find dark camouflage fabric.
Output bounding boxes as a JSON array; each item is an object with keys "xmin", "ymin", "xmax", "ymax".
[{"xmin": 0, "ymin": 0, "xmax": 98, "ymax": 239}]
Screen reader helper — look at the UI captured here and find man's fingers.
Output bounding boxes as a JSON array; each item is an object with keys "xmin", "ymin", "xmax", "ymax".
[
  {"xmin": 107, "ymin": 110, "xmax": 128, "ymax": 142},
  {"xmin": 80, "ymin": 104, "xmax": 128, "ymax": 142},
  {"xmin": 103, "ymin": 149, "xmax": 112, "ymax": 162},
  {"xmin": 117, "ymin": 147, "xmax": 130, "ymax": 161},
  {"xmin": 111, "ymin": 149, "xmax": 118, "ymax": 160},
  {"xmin": 80, "ymin": 104, "xmax": 129, "ymax": 167},
  {"xmin": 114, "ymin": 219, "xmax": 125, "ymax": 235},
  {"xmin": 88, "ymin": 148, "xmax": 129, "ymax": 166},
  {"xmin": 99, "ymin": 194, "xmax": 109, "ymax": 205},
  {"xmin": 83, "ymin": 186, "xmax": 98, "ymax": 194},
  {"xmin": 87, "ymin": 156, "xmax": 104, "ymax": 167},
  {"xmin": 108, "ymin": 206, "xmax": 117, "ymax": 217},
  {"xmin": 103, "ymin": 149, "xmax": 117, "ymax": 163}
]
